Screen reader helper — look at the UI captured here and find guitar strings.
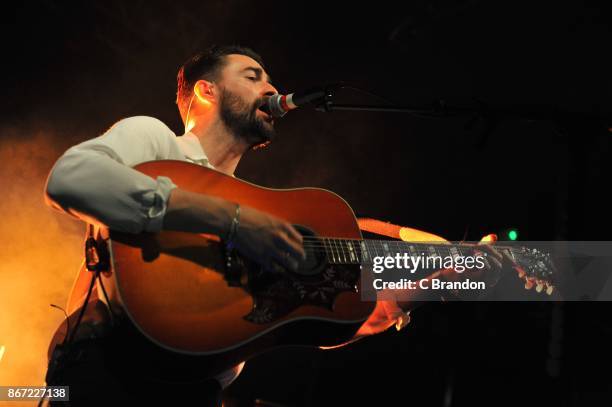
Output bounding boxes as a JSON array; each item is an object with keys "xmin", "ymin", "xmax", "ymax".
[
  {"xmin": 297, "ymin": 236, "xmax": 515, "ymax": 252},
  {"xmin": 287, "ymin": 241, "xmax": 517, "ymax": 262}
]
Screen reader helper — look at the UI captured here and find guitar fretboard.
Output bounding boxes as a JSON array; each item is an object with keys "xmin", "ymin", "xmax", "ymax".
[{"xmin": 312, "ymin": 238, "xmax": 513, "ymax": 266}]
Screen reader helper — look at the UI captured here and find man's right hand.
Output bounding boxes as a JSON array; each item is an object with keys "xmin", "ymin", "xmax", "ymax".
[
  {"xmin": 164, "ymin": 188, "xmax": 306, "ymax": 273},
  {"xmin": 232, "ymin": 206, "xmax": 306, "ymax": 272}
]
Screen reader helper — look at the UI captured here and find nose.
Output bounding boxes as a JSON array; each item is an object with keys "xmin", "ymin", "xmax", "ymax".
[{"xmin": 262, "ymin": 82, "xmax": 278, "ymax": 97}]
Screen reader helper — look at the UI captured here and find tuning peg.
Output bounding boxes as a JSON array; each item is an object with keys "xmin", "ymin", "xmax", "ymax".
[
  {"xmin": 546, "ymin": 285, "xmax": 554, "ymax": 296},
  {"xmin": 535, "ymin": 281, "xmax": 544, "ymax": 293}
]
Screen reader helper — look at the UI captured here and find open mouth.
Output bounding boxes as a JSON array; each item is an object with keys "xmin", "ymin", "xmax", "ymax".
[{"xmin": 256, "ymin": 107, "xmax": 273, "ymax": 122}]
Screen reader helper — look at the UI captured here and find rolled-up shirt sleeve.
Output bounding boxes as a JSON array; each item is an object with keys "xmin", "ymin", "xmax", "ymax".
[{"xmin": 45, "ymin": 116, "xmax": 183, "ymax": 233}]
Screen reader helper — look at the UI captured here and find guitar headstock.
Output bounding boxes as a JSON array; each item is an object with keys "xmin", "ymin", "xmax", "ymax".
[{"xmin": 511, "ymin": 247, "xmax": 556, "ymax": 295}]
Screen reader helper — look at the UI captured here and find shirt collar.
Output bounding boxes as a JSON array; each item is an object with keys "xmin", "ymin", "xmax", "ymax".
[{"xmin": 176, "ymin": 131, "xmax": 213, "ymax": 168}]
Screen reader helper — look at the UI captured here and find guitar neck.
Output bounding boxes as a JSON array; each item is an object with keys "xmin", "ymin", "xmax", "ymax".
[{"xmin": 309, "ymin": 238, "xmax": 516, "ymax": 265}]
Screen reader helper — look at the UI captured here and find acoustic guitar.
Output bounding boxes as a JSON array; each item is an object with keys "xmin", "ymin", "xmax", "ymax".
[{"xmin": 87, "ymin": 160, "xmax": 554, "ymax": 377}]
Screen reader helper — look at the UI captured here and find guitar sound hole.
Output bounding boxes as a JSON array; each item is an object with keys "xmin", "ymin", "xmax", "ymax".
[{"xmin": 292, "ymin": 224, "xmax": 326, "ymax": 277}]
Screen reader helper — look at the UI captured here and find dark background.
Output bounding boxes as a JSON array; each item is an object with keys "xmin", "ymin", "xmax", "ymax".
[{"xmin": 2, "ymin": 1, "xmax": 611, "ymax": 405}]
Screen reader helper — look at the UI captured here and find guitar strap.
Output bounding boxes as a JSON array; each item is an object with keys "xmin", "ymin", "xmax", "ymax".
[{"xmin": 45, "ymin": 225, "xmax": 115, "ymax": 391}]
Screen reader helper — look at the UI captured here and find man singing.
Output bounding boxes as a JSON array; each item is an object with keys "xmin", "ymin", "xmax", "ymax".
[{"xmin": 44, "ymin": 45, "xmax": 417, "ymax": 406}]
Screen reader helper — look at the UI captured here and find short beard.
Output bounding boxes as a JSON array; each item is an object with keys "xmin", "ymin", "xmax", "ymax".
[{"xmin": 219, "ymin": 88, "xmax": 275, "ymax": 148}]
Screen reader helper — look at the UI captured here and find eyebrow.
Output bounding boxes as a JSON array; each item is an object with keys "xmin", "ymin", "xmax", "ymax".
[{"xmin": 242, "ymin": 67, "xmax": 273, "ymax": 85}]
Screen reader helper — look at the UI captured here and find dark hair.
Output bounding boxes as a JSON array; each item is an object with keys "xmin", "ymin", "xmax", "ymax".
[{"xmin": 176, "ymin": 45, "xmax": 265, "ymax": 123}]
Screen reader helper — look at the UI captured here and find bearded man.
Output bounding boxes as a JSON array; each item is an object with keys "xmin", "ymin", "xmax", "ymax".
[{"xmin": 43, "ymin": 45, "xmax": 414, "ymax": 406}]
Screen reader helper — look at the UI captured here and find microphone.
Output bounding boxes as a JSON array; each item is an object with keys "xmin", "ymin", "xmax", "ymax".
[{"xmin": 260, "ymin": 87, "xmax": 330, "ymax": 118}]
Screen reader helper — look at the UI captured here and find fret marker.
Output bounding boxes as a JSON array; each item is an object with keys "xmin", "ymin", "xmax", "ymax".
[
  {"xmin": 347, "ymin": 242, "xmax": 357, "ymax": 263},
  {"xmin": 450, "ymin": 247, "xmax": 460, "ymax": 261},
  {"xmin": 360, "ymin": 241, "xmax": 369, "ymax": 261},
  {"xmin": 409, "ymin": 246, "xmax": 418, "ymax": 258}
]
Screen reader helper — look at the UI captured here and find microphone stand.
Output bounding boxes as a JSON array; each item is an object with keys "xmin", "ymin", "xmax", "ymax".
[{"xmin": 312, "ymin": 85, "xmax": 612, "ymax": 125}]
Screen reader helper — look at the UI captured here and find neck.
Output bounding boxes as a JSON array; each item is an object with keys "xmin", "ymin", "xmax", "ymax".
[
  {"xmin": 310, "ymin": 237, "xmax": 517, "ymax": 265},
  {"xmin": 190, "ymin": 118, "xmax": 249, "ymax": 176}
]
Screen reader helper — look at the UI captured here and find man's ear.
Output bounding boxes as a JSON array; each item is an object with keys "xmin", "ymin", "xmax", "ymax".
[{"xmin": 193, "ymin": 80, "xmax": 216, "ymax": 104}]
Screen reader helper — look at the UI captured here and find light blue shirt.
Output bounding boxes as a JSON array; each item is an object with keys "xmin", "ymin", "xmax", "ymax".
[{"xmin": 45, "ymin": 116, "xmax": 213, "ymax": 233}]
